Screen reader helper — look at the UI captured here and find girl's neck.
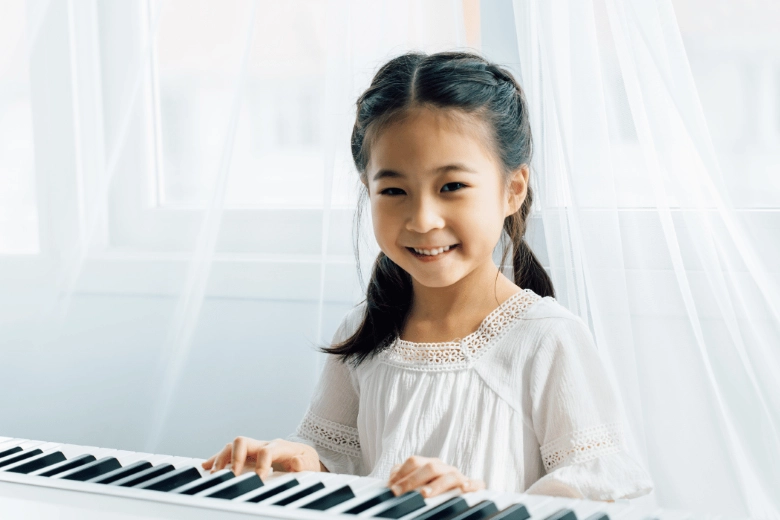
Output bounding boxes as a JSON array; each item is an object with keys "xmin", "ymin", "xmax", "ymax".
[{"xmin": 405, "ymin": 265, "xmax": 522, "ymax": 340}]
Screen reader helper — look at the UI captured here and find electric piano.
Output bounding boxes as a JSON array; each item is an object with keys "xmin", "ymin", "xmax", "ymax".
[{"xmin": 0, "ymin": 436, "xmax": 708, "ymax": 520}]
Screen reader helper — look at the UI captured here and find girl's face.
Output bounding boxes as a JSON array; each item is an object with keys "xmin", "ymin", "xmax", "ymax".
[{"xmin": 365, "ymin": 107, "xmax": 528, "ymax": 290}]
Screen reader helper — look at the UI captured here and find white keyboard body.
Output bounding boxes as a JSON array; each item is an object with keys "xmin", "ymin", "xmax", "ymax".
[{"xmin": 0, "ymin": 436, "xmax": 709, "ymax": 520}]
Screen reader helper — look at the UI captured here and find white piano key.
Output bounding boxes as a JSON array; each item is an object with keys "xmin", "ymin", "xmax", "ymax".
[
  {"xmin": 394, "ymin": 489, "xmax": 462, "ymax": 520},
  {"xmin": 0, "ymin": 447, "xmax": 65, "ymax": 473},
  {"xmin": 256, "ymin": 472, "xmax": 337, "ymax": 505},
  {"xmin": 200, "ymin": 470, "xmax": 272, "ymax": 500},
  {"xmin": 526, "ymin": 497, "xmax": 575, "ymax": 520},
  {"xmin": 50, "ymin": 448, "xmax": 118, "ymax": 479},
  {"xmin": 325, "ymin": 480, "xmax": 390, "ymax": 514},
  {"xmin": 284, "ymin": 472, "xmax": 361, "ymax": 508}
]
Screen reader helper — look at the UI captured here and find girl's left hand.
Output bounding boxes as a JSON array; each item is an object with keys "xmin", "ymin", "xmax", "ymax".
[{"xmin": 387, "ymin": 455, "xmax": 485, "ymax": 498}]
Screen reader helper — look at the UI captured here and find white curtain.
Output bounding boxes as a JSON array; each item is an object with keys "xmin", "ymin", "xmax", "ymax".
[
  {"xmin": 0, "ymin": 1, "xmax": 778, "ymax": 519},
  {"xmin": 509, "ymin": 1, "xmax": 780, "ymax": 518}
]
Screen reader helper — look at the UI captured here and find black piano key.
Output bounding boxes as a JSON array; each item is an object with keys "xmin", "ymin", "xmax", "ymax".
[
  {"xmin": 6, "ymin": 451, "xmax": 66, "ymax": 474},
  {"xmin": 300, "ymin": 484, "xmax": 356, "ymax": 510},
  {"xmin": 485, "ymin": 503, "xmax": 531, "ymax": 520},
  {"xmin": 177, "ymin": 470, "xmax": 234, "ymax": 495},
  {"xmin": 60, "ymin": 456, "xmax": 121, "ymax": 481},
  {"xmin": 0, "ymin": 446, "xmax": 23, "ymax": 459},
  {"xmin": 89, "ymin": 460, "xmax": 152, "ymax": 484},
  {"xmin": 243, "ymin": 478, "xmax": 297, "ymax": 503},
  {"xmin": 39, "ymin": 454, "xmax": 96, "ymax": 477},
  {"xmin": 447, "ymin": 500, "xmax": 499, "ymax": 520},
  {"xmin": 208, "ymin": 473, "xmax": 265, "ymax": 500},
  {"xmin": 138, "ymin": 466, "xmax": 201, "ymax": 492},
  {"xmin": 582, "ymin": 514, "xmax": 609, "ymax": 520},
  {"xmin": 375, "ymin": 491, "xmax": 427, "ymax": 519},
  {"xmin": 273, "ymin": 482, "xmax": 325, "ymax": 506},
  {"xmin": 112, "ymin": 463, "xmax": 174, "ymax": 487},
  {"xmin": 344, "ymin": 489, "xmax": 396, "ymax": 514},
  {"xmin": 0, "ymin": 449, "xmax": 43, "ymax": 469},
  {"xmin": 413, "ymin": 497, "xmax": 470, "ymax": 520},
  {"xmin": 544, "ymin": 509, "xmax": 577, "ymax": 520}
]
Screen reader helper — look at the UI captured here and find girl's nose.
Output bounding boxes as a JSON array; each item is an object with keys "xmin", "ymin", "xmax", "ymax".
[{"xmin": 405, "ymin": 197, "xmax": 446, "ymax": 233}]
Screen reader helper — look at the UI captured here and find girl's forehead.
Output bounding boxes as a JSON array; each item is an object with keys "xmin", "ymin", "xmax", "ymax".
[{"xmin": 368, "ymin": 106, "xmax": 499, "ymax": 175}]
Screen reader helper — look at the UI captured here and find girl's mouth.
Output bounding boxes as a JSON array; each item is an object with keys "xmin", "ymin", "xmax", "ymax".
[{"xmin": 406, "ymin": 244, "xmax": 459, "ymax": 261}]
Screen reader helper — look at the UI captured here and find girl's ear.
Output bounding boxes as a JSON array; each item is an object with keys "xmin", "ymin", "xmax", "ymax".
[{"xmin": 505, "ymin": 164, "xmax": 529, "ymax": 217}]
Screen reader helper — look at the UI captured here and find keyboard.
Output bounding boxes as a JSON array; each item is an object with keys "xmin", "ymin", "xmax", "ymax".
[{"xmin": 0, "ymin": 436, "xmax": 699, "ymax": 520}]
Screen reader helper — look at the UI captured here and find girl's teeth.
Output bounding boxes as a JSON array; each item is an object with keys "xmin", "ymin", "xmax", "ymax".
[{"xmin": 413, "ymin": 245, "xmax": 453, "ymax": 256}]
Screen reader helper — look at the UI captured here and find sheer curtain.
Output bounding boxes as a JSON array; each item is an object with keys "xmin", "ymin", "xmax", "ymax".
[
  {"xmin": 1, "ymin": 1, "xmax": 778, "ymax": 519},
  {"xmin": 505, "ymin": 1, "xmax": 780, "ymax": 518}
]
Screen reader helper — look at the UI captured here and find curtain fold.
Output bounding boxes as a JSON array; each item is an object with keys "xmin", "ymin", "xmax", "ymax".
[{"xmin": 512, "ymin": 1, "xmax": 780, "ymax": 518}]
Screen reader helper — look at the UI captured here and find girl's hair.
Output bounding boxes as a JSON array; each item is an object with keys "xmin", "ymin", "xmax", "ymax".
[{"xmin": 325, "ymin": 51, "xmax": 555, "ymax": 366}]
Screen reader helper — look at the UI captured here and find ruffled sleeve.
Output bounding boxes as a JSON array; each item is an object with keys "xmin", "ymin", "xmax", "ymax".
[
  {"xmin": 525, "ymin": 316, "xmax": 653, "ymax": 501},
  {"xmin": 288, "ymin": 306, "xmax": 364, "ymax": 475}
]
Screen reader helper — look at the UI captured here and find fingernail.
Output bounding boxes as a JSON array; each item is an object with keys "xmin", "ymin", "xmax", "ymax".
[
  {"xmin": 391, "ymin": 485, "xmax": 402, "ymax": 496},
  {"xmin": 421, "ymin": 486, "xmax": 432, "ymax": 497}
]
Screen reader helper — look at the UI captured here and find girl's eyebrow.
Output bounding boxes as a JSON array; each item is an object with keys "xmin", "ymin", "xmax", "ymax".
[{"xmin": 372, "ymin": 163, "xmax": 478, "ymax": 181}]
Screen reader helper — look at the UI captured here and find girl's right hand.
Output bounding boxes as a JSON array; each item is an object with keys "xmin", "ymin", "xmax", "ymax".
[{"xmin": 201, "ymin": 437, "xmax": 321, "ymax": 480}]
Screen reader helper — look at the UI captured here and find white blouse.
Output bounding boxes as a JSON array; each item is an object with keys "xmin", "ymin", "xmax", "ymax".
[{"xmin": 289, "ymin": 288, "xmax": 653, "ymax": 501}]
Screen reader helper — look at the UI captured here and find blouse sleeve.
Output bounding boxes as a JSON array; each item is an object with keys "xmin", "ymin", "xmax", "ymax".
[
  {"xmin": 525, "ymin": 316, "xmax": 654, "ymax": 501},
  {"xmin": 287, "ymin": 306, "xmax": 364, "ymax": 475}
]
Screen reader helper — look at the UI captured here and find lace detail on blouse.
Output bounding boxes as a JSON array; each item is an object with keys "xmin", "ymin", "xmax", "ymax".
[
  {"xmin": 296, "ymin": 410, "xmax": 361, "ymax": 458},
  {"xmin": 381, "ymin": 289, "xmax": 546, "ymax": 371},
  {"xmin": 540, "ymin": 422, "xmax": 624, "ymax": 472}
]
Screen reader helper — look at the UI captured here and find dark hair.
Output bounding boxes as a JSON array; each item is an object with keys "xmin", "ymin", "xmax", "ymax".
[{"xmin": 325, "ymin": 51, "xmax": 554, "ymax": 366}]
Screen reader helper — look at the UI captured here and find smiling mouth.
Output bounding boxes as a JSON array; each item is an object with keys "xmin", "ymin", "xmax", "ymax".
[{"xmin": 406, "ymin": 244, "xmax": 460, "ymax": 257}]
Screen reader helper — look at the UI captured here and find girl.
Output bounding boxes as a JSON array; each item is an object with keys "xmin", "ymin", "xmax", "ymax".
[{"xmin": 203, "ymin": 51, "xmax": 654, "ymax": 502}]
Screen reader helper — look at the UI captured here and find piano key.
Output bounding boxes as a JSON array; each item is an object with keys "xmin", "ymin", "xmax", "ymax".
[
  {"xmin": 172, "ymin": 468, "xmax": 234, "ymax": 495},
  {"xmin": 0, "ymin": 445, "xmax": 23, "ymax": 459},
  {"xmin": 111, "ymin": 463, "xmax": 175, "ymax": 487},
  {"xmin": 345, "ymin": 487, "xmax": 397, "ymax": 514},
  {"xmin": 4, "ymin": 450, "xmax": 66, "ymax": 474},
  {"xmin": 543, "ymin": 509, "xmax": 577, "ymax": 520},
  {"xmin": 136, "ymin": 465, "xmax": 201, "ymax": 492},
  {"xmin": 272, "ymin": 481, "xmax": 326, "ymax": 505},
  {"xmin": 33, "ymin": 453, "xmax": 97, "ymax": 477},
  {"xmin": 485, "ymin": 503, "xmax": 532, "ymax": 520},
  {"xmin": 246, "ymin": 472, "xmax": 326, "ymax": 504},
  {"xmin": 300, "ymin": 483, "xmax": 356, "ymax": 510},
  {"xmin": 87, "ymin": 459, "xmax": 152, "ymax": 484},
  {"xmin": 373, "ymin": 491, "xmax": 428, "ymax": 519},
  {"xmin": 582, "ymin": 514, "xmax": 609, "ymax": 520},
  {"xmin": 58, "ymin": 456, "xmax": 122, "ymax": 481},
  {"xmin": 324, "ymin": 479, "xmax": 387, "ymax": 514},
  {"xmin": 286, "ymin": 474, "xmax": 359, "ymax": 509},
  {"xmin": 240, "ymin": 475, "xmax": 297, "ymax": 502},
  {"xmin": 0, "ymin": 440, "xmax": 49, "ymax": 464},
  {"xmin": 445, "ymin": 499, "xmax": 500, "ymax": 520},
  {"xmin": 0, "ymin": 448, "xmax": 43, "ymax": 469},
  {"xmin": 410, "ymin": 496, "xmax": 470, "ymax": 520}
]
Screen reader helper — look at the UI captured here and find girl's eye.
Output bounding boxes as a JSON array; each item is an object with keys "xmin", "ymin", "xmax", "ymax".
[
  {"xmin": 442, "ymin": 182, "xmax": 466, "ymax": 192},
  {"xmin": 380, "ymin": 188, "xmax": 405, "ymax": 196}
]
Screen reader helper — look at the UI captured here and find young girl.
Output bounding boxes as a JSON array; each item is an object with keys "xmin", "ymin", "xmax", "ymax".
[{"xmin": 203, "ymin": 51, "xmax": 654, "ymax": 502}]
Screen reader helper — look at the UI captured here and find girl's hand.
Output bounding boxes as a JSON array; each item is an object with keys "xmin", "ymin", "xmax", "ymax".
[
  {"xmin": 201, "ymin": 437, "xmax": 321, "ymax": 480},
  {"xmin": 387, "ymin": 455, "xmax": 485, "ymax": 498}
]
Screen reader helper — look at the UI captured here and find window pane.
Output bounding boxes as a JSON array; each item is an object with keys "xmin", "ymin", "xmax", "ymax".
[{"xmin": 0, "ymin": 0, "xmax": 39, "ymax": 254}]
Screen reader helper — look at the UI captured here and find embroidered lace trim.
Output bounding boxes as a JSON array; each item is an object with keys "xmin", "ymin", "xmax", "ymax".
[
  {"xmin": 381, "ymin": 289, "xmax": 547, "ymax": 371},
  {"xmin": 295, "ymin": 410, "xmax": 361, "ymax": 458},
  {"xmin": 540, "ymin": 422, "xmax": 624, "ymax": 472}
]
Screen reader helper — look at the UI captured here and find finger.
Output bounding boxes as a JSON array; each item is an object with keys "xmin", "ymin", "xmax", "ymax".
[
  {"xmin": 419, "ymin": 471, "xmax": 462, "ymax": 498},
  {"xmin": 255, "ymin": 441, "xmax": 275, "ymax": 481},
  {"xmin": 460, "ymin": 478, "xmax": 485, "ymax": 493},
  {"xmin": 213, "ymin": 443, "xmax": 233, "ymax": 472},
  {"xmin": 391, "ymin": 461, "xmax": 443, "ymax": 496},
  {"xmin": 231, "ymin": 437, "xmax": 249, "ymax": 475},
  {"xmin": 388, "ymin": 456, "xmax": 425, "ymax": 487},
  {"xmin": 201, "ymin": 453, "xmax": 217, "ymax": 470}
]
